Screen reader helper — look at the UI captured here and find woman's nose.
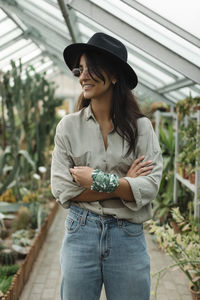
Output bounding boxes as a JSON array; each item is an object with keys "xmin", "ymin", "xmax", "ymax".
[{"xmin": 80, "ymin": 68, "xmax": 90, "ymax": 79}]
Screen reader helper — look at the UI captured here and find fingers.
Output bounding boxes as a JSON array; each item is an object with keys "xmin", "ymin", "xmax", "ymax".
[
  {"xmin": 74, "ymin": 166, "xmax": 85, "ymax": 169},
  {"xmin": 69, "ymin": 168, "xmax": 76, "ymax": 174},
  {"xmin": 130, "ymin": 155, "xmax": 144, "ymax": 170},
  {"xmin": 136, "ymin": 165, "xmax": 154, "ymax": 176}
]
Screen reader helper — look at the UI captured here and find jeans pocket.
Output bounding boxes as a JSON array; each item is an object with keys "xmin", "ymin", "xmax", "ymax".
[
  {"xmin": 65, "ymin": 215, "xmax": 81, "ymax": 234},
  {"xmin": 121, "ymin": 221, "xmax": 143, "ymax": 237}
]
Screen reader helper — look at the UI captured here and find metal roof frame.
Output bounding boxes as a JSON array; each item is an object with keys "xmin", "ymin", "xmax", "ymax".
[{"xmin": 0, "ymin": 0, "xmax": 199, "ymax": 106}]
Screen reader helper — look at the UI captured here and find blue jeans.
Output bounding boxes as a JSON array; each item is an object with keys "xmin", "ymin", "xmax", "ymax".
[{"xmin": 60, "ymin": 205, "xmax": 150, "ymax": 300}]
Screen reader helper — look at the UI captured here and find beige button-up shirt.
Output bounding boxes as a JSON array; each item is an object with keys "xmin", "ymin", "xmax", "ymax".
[{"xmin": 51, "ymin": 104, "xmax": 163, "ymax": 223}]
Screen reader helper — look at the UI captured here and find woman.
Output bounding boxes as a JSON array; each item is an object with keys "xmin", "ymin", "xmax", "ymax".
[{"xmin": 51, "ymin": 32, "xmax": 163, "ymax": 300}]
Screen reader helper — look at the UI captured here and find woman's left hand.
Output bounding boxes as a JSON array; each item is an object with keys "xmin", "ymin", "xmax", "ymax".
[{"xmin": 70, "ymin": 166, "xmax": 93, "ymax": 189}]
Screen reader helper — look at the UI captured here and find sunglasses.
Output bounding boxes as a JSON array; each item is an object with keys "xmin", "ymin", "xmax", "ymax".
[
  {"xmin": 72, "ymin": 67, "xmax": 96, "ymax": 77},
  {"xmin": 72, "ymin": 68, "xmax": 82, "ymax": 77}
]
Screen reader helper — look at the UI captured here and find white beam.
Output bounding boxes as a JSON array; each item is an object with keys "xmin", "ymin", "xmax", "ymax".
[
  {"xmin": 79, "ymin": 20, "xmax": 178, "ymax": 80},
  {"xmin": 57, "ymin": 0, "xmax": 81, "ymax": 42},
  {"xmin": 0, "ymin": 1, "xmax": 69, "ymax": 46},
  {"xmin": 157, "ymin": 78, "xmax": 194, "ymax": 94},
  {"xmin": 122, "ymin": 0, "xmax": 200, "ymax": 48},
  {"xmin": 0, "ymin": 33, "xmax": 24, "ymax": 51},
  {"xmin": 137, "ymin": 82, "xmax": 177, "ymax": 105},
  {"xmin": 67, "ymin": 0, "xmax": 200, "ymax": 85}
]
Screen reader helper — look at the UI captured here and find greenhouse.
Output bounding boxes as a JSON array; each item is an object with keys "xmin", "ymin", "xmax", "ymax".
[{"xmin": 0, "ymin": 0, "xmax": 200, "ymax": 299}]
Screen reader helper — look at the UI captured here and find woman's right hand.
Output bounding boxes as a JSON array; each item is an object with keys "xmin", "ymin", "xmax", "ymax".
[{"xmin": 126, "ymin": 155, "xmax": 154, "ymax": 178}]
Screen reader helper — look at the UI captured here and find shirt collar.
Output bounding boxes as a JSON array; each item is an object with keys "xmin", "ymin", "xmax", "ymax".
[{"xmin": 84, "ymin": 103, "xmax": 96, "ymax": 121}]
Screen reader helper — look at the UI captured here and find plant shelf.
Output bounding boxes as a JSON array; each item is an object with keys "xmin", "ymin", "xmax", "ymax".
[{"xmin": 175, "ymin": 173, "xmax": 195, "ymax": 193}]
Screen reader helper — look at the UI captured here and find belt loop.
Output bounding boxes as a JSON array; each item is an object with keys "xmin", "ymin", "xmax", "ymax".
[
  {"xmin": 118, "ymin": 219, "xmax": 123, "ymax": 227},
  {"xmin": 80, "ymin": 209, "xmax": 88, "ymax": 226}
]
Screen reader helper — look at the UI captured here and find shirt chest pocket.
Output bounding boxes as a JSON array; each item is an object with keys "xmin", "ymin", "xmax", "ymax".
[
  {"xmin": 71, "ymin": 151, "xmax": 92, "ymax": 167},
  {"xmin": 111, "ymin": 155, "xmax": 134, "ymax": 175}
]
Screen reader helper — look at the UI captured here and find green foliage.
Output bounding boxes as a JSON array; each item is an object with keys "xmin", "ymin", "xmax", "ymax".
[
  {"xmin": 13, "ymin": 206, "xmax": 31, "ymax": 230},
  {"xmin": 176, "ymin": 95, "xmax": 200, "ymax": 120},
  {"xmin": 0, "ymin": 275, "xmax": 13, "ymax": 294},
  {"xmin": 0, "ymin": 244, "xmax": 5, "ymax": 252},
  {"xmin": 0, "ymin": 249, "xmax": 16, "ymax": 265},
  {"xmin": 12, "ymin": 229, "xmax": 34, "ymax": 247},
  {"xmin": 0, "ymin": 60, "xmax": 64, "ymax": 197},
  {"xmin": 29, "ymin": 202, "xmax": 40, "ymax": 229},
  {"xmin": 153, "ymin": 122, "xmax": 175, "ymax": 222},
  {"xmin": 149, "ymin": 207, "xmax": 200, "ymax": 292},
  {"xmin": 0, "ymin": 264, "xmax": 19, "ymax": 277},
  {"xmin": 178, "ymin": 118, "xmax": 199, "ymax": 173},
  {"xmin": 0, "ymin": 264, "xmax": 19, "ymax": 295},
  {"xmin": 0, "ymin": 229, "xmax": 9, "ymax": 240}
]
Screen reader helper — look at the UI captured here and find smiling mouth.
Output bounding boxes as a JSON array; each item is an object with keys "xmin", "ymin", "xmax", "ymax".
[{"xmin": 83, "ymin": 84, "xmax": 94, "ymax": 90}]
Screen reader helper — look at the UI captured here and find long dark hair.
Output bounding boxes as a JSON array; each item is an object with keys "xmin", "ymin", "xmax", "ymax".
[{"xmin": 74, "ymin": 51, "xmax": 146, "ymax": 157}]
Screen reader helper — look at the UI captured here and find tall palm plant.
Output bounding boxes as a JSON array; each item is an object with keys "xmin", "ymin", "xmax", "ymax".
[{"xmin": 153, "ymin": 121, "xmax": 175, "ymax": 223}]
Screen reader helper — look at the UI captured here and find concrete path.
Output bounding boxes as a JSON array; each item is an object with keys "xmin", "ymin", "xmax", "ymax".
[{"xmin": 20, "ymin": 206, "xmax": 191, "ymax": 300}]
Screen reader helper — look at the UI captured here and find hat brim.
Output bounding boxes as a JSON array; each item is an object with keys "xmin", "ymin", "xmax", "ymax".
[{"xmin": 63, "ymin": 43, "xmax": 138, "ymax": 90}]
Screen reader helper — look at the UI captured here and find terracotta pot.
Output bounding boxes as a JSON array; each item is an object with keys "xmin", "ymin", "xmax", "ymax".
[
  {"xmin": 190, "ymin": 285, "xmax": 200, "ymax": 300},
  {"xmin": 189, "ymin": 173, "xmax": 195, "ymax": 184},
  {"xmin": 183, "ymin": 169, "xmax": 189, "ymax": 179},
  {"xmin": 170, "ymin": 221, "xmax": 180, "ymax": 233}
]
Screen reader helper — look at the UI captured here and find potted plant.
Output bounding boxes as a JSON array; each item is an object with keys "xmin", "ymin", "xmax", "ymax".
[{"xmin": 148, "ymin": 207, "xmax": 200, "ymax": 299}]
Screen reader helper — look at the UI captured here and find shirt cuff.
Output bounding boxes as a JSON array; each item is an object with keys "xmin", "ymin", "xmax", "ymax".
[
  {"xmin": 121, "ymin": 177, "xmax": 143, "ymax": 211},
  {"xmin": 57, "ymin": 186, "xmax": 86, "ymax": 208}
]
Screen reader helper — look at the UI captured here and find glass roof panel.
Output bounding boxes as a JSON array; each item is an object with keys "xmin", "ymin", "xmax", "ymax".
[
  {"xmin": 0, "ymin": 0, "xmax": 198, "ymax": 106},
  {"xmin": 128, "ymin": 53, "xmax": 174, "ymax": 84},
  {"xmin": 0, "ymin": 28, "xmax": 22, "ymax": 45},
  {"xmin": 76, "ymin": 10, "xmax": 185, "ymax": 80},
  {"xmin": 138, "ymin": 0, "xmax": 200, "ymax": 39},
  {"xmin": 0, "ymin": 43, "xmax": 40, "ymax": 70},
  {"xmin": 178, "ymin": 87, "xmax": 200, "ymax": 98},
  {"xmin": 19, "ymin": 0, "xmax": 69, "ymax": 36},
  {"xmin": 90, "ymin": 0, "xmax": 200, "ymax": 67},
  {"xmin": 0, "ymin": 18, "xmax": 16, "ymax": 35},
  {"xmin": 0, "ymin": 9, "xmax": 6, "ymax": 18},
  {"xmin": 29, "ymin": 0, "xmax": 61, "ymax": 19},
  {"xmin": 0, "ymin": 39, "xmax": 32, "ymax": 60},
  {"xmin": 20, "ymin": 49, "xmax": 42, "ymax": 65}
]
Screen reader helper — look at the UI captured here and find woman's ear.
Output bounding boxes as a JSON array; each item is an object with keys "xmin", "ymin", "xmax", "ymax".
[{"xmin": 111, "ymin": 75, "xmax": 117, "ymax": 85}]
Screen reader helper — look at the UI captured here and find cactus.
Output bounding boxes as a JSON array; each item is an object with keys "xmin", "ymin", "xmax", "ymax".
[
  {"xmin": 0, "ymin": 249, "xmax": 16, "ymax": 265},
  {"xmin": 0, "ymin": 276, "xmax": 13, "ymax": 294},
  {"xmin": 0, "ymin": 264, "xmax": 19, "ymax": 277},
  {"xmin": 14, "ymin": 206, "xmax": 30, "ymax": 230},
  {"xmin": 0, "ymin": 150, "xmax": 36, "ymax": 196},
  {"xmin": 0, "ymin": 60, "xmax": 63, "ymax": 197},
  {"xmin": 0, "ymin": 229, "xmax": 9, "ymax": 240}
]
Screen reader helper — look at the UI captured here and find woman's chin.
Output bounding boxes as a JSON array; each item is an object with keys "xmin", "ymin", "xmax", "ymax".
[{"xmin": 83, "ymin": 91, "xmax": 94, "ymax": 99}]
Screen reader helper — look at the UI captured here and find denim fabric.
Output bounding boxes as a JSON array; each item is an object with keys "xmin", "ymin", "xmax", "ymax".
[{"xmin": 60, "ymin": 205, "xmax": 150, "ymax": 300}]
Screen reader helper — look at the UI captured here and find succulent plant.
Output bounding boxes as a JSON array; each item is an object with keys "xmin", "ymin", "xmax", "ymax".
[
  {"xmin": 14, "ymin": 206, "xmax": 30, "ymax": 230},
  {"xmin": 0, "ymin": 229, "xmax": 9, "ymax": 240},
  {"xmin": 0, "ymin": 249, "xmax": 16, "ymax": 265}
]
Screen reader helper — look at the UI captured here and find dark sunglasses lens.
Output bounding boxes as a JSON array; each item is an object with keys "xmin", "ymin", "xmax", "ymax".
[{"xmin": 72, "ymin": 68, "xmax": 80, "ymax": 77}]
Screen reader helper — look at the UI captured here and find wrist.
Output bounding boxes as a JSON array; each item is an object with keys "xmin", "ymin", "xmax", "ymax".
[{"xmin": 90, "ymin": 169, "xmax": 119, "ymax": 193}]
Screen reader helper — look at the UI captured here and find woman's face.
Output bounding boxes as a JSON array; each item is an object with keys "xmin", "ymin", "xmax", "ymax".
[{"xmin": 78, "ymin": 54, "xmax": 115, "ymax": 100}]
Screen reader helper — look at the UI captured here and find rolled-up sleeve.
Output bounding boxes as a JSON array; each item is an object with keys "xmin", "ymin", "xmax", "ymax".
[
  {"xmin": 51, "ymin": 120, "xmax": 85, "ymax": 208},
  {"xmin": 122, "ymin": 118, "xmax": 163, "ymax": 212}
]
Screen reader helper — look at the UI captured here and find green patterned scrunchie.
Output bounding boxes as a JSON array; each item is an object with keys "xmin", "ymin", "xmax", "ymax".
[{"xmin": 91, "ymin": 169, "xmax": 119, "ymax": 193}]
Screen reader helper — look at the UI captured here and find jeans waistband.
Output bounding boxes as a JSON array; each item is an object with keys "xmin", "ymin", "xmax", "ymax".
[{"xmin": 69, "ymin": 204, "xmax": 122, "ymax": 225}]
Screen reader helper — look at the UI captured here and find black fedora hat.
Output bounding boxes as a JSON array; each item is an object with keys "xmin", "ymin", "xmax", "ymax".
[{"xmin": 63, "ymin": 32, "xmax": 138, "ymax": 89}]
